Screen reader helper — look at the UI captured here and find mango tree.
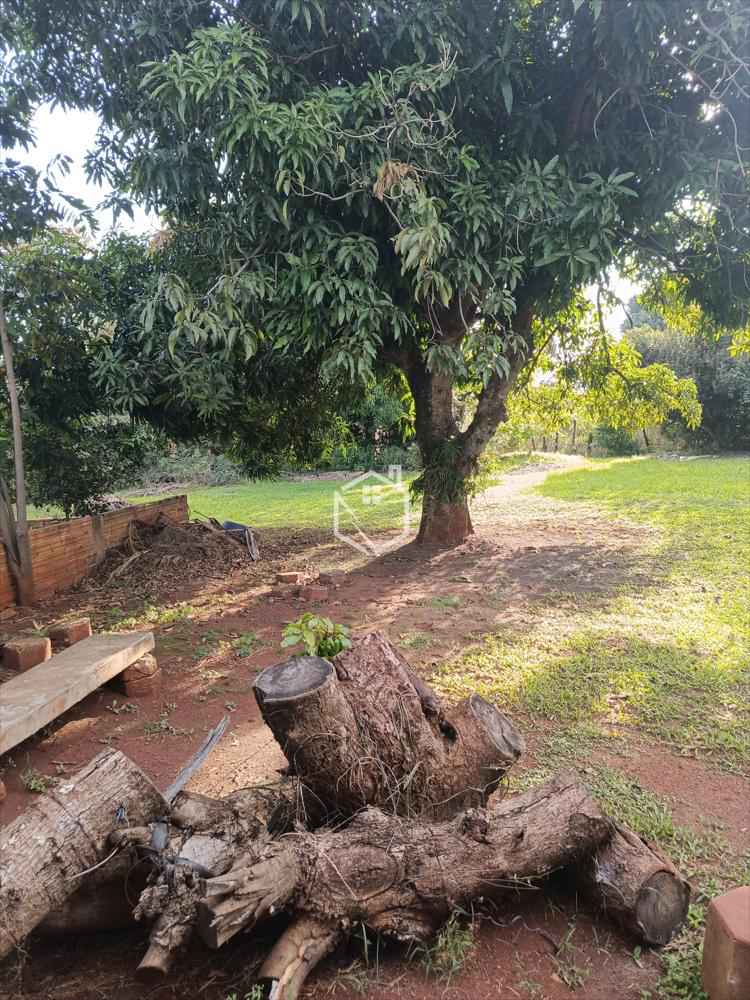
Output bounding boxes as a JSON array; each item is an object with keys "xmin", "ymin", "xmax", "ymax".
[{"xmin": 12, "ymin": 0, "xmax": 750, "ymax": 544}]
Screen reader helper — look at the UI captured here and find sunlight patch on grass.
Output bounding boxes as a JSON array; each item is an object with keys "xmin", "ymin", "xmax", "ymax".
[{"xmin": 434, "ymin": 457, "xmax": 750, "ymax": 772}]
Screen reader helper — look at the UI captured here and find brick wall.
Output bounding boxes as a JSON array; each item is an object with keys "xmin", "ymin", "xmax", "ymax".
[{"xmin": 0, "ymin": 496, "xmax": 188, "ymax": 608}]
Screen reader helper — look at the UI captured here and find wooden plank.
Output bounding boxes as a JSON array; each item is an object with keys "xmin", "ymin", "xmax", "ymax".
[{"xmin": 0, "ymin": 631, "xmax": 154, "ymax": 756}]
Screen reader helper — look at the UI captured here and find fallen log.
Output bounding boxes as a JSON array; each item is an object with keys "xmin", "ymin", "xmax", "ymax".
[
  {"xmin": 38, "ymin": 848, "xmax": 147, "ymax": 935},
  {"xmin": 199, "ymin": 771, "xmax": 611, "ymax": 949},
  {"xmin": 254, "ymin": 633, "xmax": 524, "ymax": 817},
  {"xmin": 0, "ymin": 748, "xmax": 166, "ymax": 960},
  {"xmin": 7, "ymin": 635, "xmax": 690, "ymax": 998},
  {"xmin": 583, "ymin": 824, "xmax": 691, "ymax": 945}
]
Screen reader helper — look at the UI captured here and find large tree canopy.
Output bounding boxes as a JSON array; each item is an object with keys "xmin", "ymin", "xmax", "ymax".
[{"xmin": 9, "ymin": 0, "xmax": 750, "ymax": 543}]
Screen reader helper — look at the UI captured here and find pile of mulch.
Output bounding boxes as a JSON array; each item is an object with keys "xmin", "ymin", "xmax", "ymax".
[{"xmin": 85, "ymin": 516, "xmax": 254, "ymax": 592}]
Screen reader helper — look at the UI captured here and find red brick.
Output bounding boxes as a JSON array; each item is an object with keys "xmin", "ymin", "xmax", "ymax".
[
  {"xmin": 702, "ymin": 886, "xmax": 750, "ymax": 1000},
  {"xmin": 298, "ymin": 586, "xmax": 329, "ymax": 602},
  {"xmin": 48, "ymin": 617, "xmax": 92, "ymax": 649},
  {"xmin": 115, "ymin": 654, "xmax": 162, "ymax": 697},
  {"xmin": 121, "ymin": 654, "xmax": 159, "ymax": 683},
  {"xmin": 122, "ymin": 667, "xmax": 162, "ymax": 697},
  {"xmin": 3, "ymin": 636, "xmax": 52, "ymax": 672},
  {"xmin": 276, "ymin": 571, "xmax": 305, "ymax": 584}
]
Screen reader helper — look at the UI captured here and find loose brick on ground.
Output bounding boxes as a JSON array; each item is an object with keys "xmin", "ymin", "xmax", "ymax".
[
  {"xmin": 48, "ymin": 617, "xmax": 92, "ymax": 649},
  {"xmin": 3, "ymin": 636, "xmax": 52, "ymax": 672},
  {"xmin": 114, "ymin": 654, "xmax": 162, "ymax": 697},
  {"xmin": 702, "ymin": 885, "xmax": 750, "ymax": 1000}
]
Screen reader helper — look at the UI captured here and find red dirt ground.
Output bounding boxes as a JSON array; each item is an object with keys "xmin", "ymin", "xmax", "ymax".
[{"xmin": 1, "ymin": 462, "xmax": 746, "ymax": 1000}]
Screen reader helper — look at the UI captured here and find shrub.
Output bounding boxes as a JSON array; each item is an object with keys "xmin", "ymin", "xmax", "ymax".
[{"xmin": 592, "ymin": 425, "xmax": 640, "ymax": 456}]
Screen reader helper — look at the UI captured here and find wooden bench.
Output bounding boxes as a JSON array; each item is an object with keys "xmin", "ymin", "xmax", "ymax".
[{"xmin": 0, "ymin": 631, "xmax": 154, "ymax": 756}]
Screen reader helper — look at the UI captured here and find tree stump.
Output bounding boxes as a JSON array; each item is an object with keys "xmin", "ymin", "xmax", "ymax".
[
  {"xmin": 254, "ymin": 633, "xmax": 524, "ymax": 817},
  {"xmin": 0, "ymin": 748, "xmax": 166, "ymax": 960}
]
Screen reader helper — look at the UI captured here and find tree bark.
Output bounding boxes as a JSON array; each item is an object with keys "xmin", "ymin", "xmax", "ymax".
[
  {"xmin": 0, "ymin": 301, "xmax": 33, "ymax": 604},
  {"xmin": 582, "ymin": 825, "xmax": 690, "ymax": 945},
  {"xmin": 199, "ymin": 771, "xmax": 611, "ymax": 948},
  {"xmin": 0, "ymin": 749, "xmax": 166, "ymax": 960},
  {"xmin": 402, "ymin": 304, "xmax": 535, "ymax": 548},
  {"xmin": 416, "ymin": 495, "xmax": 473, "ymax": 546},
  {"xmin": 406, "ymin": 359, "xmax": 475, "ymax": 547},
  {"xmin": 254, "ymin": 634, "xmax": 524, "ymax": 818},
  {"xmin": 38, "ymin": 849, "xmax": 147, "ymax": 935},
  {"xmin": 257, "ymin": 917, "xmax": 341, "ymax": 1000}
]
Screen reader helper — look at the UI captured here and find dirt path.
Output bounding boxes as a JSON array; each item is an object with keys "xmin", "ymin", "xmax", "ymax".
[{"xmin": 0, "ymin": 456, "xmax": 744, "ymax": 1000}]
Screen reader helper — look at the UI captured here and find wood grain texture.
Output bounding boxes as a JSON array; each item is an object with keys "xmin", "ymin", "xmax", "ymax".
[
  {"xmin": 0, "ymin": 749, "xmax": 165, "ymax": 960},
  {"xmin": 0, "ymin": 631, "xmax": 154, "ymax": 754}
]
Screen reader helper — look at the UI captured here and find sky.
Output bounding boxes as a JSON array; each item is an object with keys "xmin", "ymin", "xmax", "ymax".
[
  {"xmin": 27, "ymin": 104, "xmax": 638, "ymax": 334},
  {"xmin": 27, "ymin": 104, "xmax": 157, "ymax": 235}
]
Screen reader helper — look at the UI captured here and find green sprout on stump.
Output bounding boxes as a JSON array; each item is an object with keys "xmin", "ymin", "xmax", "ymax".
[{"xmin": 281, "ymin": 614, "xmax": 352, "ymax": 658}]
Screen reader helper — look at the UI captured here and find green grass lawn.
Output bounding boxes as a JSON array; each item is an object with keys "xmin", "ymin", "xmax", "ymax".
[
  {"xmin": 125, "ymin": 454, "xmax": 536, "ymax": 530},
  {"xmin": 133, "ymin": 474, "xmax": 419, "ymax": 533},
  {"xmin": 436, "ymin": 456, "xmax": 750, "ymax": 769},
  {"xmin": 28, "ymin": 453, "xmax": 539, "ymax": 526}
]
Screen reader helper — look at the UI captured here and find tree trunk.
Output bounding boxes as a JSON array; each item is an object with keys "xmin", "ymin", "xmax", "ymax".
[
  {"xmin": 0, "ymin": 748, "xmax": 166, "ymax": 960},
  {"xmin": 582, "ymin": 825, "xmax": 690, "ymax": 945},
  {"xmin": 416, "ymin": 494, "xmax": 473, "ymax": 546},
  {"xmin": 406, "ymin": 360, "xmax": 475, "ymax": 547},
  {"xmin": 199, "ymin": 771, "xmax": 611, "ymax": 948},
  {"xmin": 0, "ymin": 302, "xmax": 33, "ymax": 604},
  {"xmin": 254, "ymin": 634, "xmax": 524, "ymax": 819},
  {"xmin": 38, "ymin": 849, "xmax": 148, "ymax": 935},
  {"xmin": 570, "ymin": 419, "xmax": 577, "ymax": 450}
]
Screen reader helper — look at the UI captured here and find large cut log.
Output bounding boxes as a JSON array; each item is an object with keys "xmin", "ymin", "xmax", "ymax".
[
  {"xmin": 0, "ymin": 748, "xmax": 166, "ymax": 961},
  {"xmin": 38, "ymin": 848, "xmax": 147, "ymax": 935},
  {"xmin": 254, "ymin": 633, "xmax": 524, "ymax": 818},
  {"xmin": 583, "ymin": 824, "xmax": 691, "ymax": 945},
  {"xmin": 199, "ymin": 771, "xmax": 610, "ymax": 949}
]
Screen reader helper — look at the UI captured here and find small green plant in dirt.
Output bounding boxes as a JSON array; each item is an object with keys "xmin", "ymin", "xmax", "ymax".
[
  {"xmin": 398, "ymin": 631, "xmax": 434, "ymax": 651},
  {"xmin": 103, "ymin": 602, "xmax": 195, "ymax": 631},
  {"xmin": 552, "ymin": 924, "xmax": 591, "ymax": 991},
  {"xmin": 21, "ymin": 767, "xmax": 56, "ymax": 793},
  {"xmin": 408, "ymin": 913, "xmax": 475, "ymax": 983},
  {"xmin": 642, "ymin": 943, "xmax": 707, "ymax": 1000},
  {"xmin": 232, "ymin": 632, "xmax": 260, "ymax": 658},
  {"xmin": 281, "ymin": 614, "xmax": 352, "ymax": 658},
  {"xmin": 427, "ymin": 594, "xmax": 461, "ymax": 609},
  {"xmin": 193, "ymin": 629, "xmax": 224, "ymax": 660},
  {"xmin": 143, "ymin": 703, "xmax": 192, "ymax": 740}
]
